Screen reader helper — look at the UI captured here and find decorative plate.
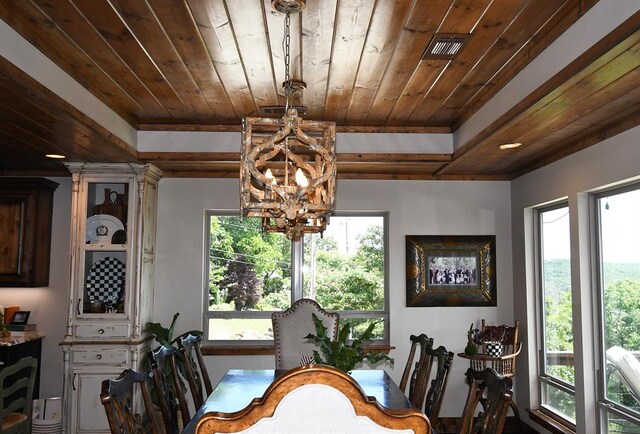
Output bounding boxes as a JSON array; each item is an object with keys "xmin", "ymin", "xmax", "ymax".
[
  {"xmin": 86, "ymin": 214, "xmax": 124, "ymax": 244},
  {"xmin": 85, "ymin": 257, "xmax": 125, "ymax": 303}
]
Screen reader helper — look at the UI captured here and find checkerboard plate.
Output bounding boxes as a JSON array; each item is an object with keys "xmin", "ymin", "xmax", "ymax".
[{"xmin": 85, "ymin": 256, "xmax": 125, "ymax": 303}]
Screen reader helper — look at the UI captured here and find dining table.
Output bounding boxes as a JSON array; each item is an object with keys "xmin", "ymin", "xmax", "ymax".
[{"xmin": 182, "ymin": 368, "xmax": 412, "ymax": 434}]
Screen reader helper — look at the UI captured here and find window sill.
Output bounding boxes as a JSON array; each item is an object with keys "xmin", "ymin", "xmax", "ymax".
[
  {"xmin": 527, "ymin": 409, "xmax": 575, "ymax": 434},
  {"xmin": 202, "ymin": 344, "xmax": 394, "ymax": 356}
]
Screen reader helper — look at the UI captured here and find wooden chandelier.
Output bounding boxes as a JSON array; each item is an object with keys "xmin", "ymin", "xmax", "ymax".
[{"xmin": 240, "ymin": 107, "xmax": 336, "ymax": 241}]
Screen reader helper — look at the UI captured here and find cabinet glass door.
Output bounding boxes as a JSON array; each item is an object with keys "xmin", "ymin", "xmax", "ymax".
[
  {"xmin": 81, "ymin": 182, "xmax": 129, "ymax": 315},
  {"xmin": 85, "ymin": 183, "xmax": 128, "ymax": 245}
]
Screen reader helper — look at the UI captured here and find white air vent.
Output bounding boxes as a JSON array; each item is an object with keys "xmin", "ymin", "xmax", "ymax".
[{"xmin": 422, "ymin": 34, "xmax": 470, "ymax": 60}]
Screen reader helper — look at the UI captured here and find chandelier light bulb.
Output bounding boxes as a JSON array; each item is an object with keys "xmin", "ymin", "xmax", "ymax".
[{"xmin": 295, "ymin": 168, "xmax": 309, "ymax": 187}]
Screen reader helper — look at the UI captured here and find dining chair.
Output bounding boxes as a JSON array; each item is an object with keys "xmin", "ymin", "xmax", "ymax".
[
  {"xmin": 271, "ymin": 298, "xmax": 340, "ymax": 370},
  {"xmin": 148, "ymin": 345, "xmax": 191, "ymax": 428},
  {"xmin": 0, "ymin": 356, "xmax": 38, "ymax": 434},
  {"xmin": 457, "ymin": 368, "xmax": 513, "ymax": 434},
  {"xmin": 423, "ymin": 346, "xmax": 455, "ymax": 432},
  {"xmin": 475, "ymin": 320, "xmax": 521, "ymax": 379},
  {"xmin": 100, "ymin": 368, "xmax": 162, "ymax": 434},
  {"xmin": 196, "ymin": 364, "xmax": 431, "ymax": 434},
  {"xmin": 178, "ymin": 333, "xmax": 213, "ymax": 409},
  {"xmin": 399, "ymin": 334, "xmax": 434, "ymax": 409}
]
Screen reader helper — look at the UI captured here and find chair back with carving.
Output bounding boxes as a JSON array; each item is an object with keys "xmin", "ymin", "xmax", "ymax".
[
  {"xmin": 148, "ymin": 345, "xmax": 191, "ymax": 428},
  {"xmin": 271, "ymin": 299, "xmax": 340, "ymax": 370},
  {"xmin": 399, "ymin": 334, "xmax": 434, "ymax": 409},
  {"xmin": 100, "ymin": 369, "xmax": 161, "ymax": 434},
  {"xmin": 457, "ymin": 368, "xmax": 513, "ymax": 434},
  {"xmin": 178, "ymin": 333, "xmax": 213, "ymax": 409},
  {"xmin": 423, "ymin": 346, "xmax": 454, "ymax": 430},
  {"xmin": 478, "ymin": 319, "xmax": 521, "ymax": 378},
  {"xmin": 0, "ymin": 356, "xmax": 38, "ymax": 434},
  {"xmin": 196, "ymin": 364, "xmax": 431, "ymax": 434}
]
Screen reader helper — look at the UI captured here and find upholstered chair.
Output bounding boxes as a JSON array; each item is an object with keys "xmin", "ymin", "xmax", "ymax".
[
  {"xmin": 196, "ymin": 365, "xmax": 431, "ymax": 434},
  {"xmin": 271, "ymin": 298, "xmax": 339, "ymax": 370}
]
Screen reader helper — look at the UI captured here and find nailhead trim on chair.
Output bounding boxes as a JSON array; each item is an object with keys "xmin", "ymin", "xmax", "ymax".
[{"xmin": 272, "ymin": 299, "xmax": 339, "ymax": 369}]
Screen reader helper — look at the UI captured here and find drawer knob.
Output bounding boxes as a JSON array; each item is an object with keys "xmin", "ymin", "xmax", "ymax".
[
  {"xmin": 96, "ymin": 354, "xmax": 102, "ymax": 360},
  {"xmin": 98, "ymin": 329, "xmax": 105, "ymax": 334}
]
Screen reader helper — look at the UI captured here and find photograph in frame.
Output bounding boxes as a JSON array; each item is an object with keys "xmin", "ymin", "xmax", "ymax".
[
  {"xmin": 406, "ymin": 235, "xmax": 496, "ymax": 307},
  {"xmin": 10, "ymin": 310, "xmax": 31, "ymax": 325}
]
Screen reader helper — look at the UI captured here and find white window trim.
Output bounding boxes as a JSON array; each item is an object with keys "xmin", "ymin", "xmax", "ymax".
[{"xmin": 534, "ymin": 201, "xmax": 578, "ymax": 429}]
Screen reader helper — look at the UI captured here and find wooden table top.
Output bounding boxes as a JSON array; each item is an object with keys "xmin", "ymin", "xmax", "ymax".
[{"xmin": 182, "ymin": 369, "xmax": 411, "ymax": 434}]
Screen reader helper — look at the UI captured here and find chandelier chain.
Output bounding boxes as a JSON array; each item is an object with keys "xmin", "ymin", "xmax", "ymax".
[{"xmin": 283, "ymin": 12, "xmax": 291, "ymax": 111}]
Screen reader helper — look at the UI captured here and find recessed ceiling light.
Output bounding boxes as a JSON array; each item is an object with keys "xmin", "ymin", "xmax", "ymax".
[
  {"xmin": 499, "ymin": 142, "xmax": 522, "ymax": 150},
  {"xmin": 45, "ymin": 154, "xmax": 66, "ymax": 159}
]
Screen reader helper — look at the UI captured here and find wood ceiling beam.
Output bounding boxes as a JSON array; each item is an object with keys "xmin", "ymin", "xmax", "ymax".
[
  {"xmin": 138, "ymin": 151, "xmax": 458, "ymax": 180},
  {"xmin": 138, "ymin": 151, "xmax": 451, "ymax": 163},
  {"xmin": 136, "ymin": 123, "xmax": 451, "ymax": 133}
]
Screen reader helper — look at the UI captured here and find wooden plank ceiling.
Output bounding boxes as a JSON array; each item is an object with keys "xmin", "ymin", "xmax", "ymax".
[{"xmin": 0, "ymin": 0, "xmax": 639, "ymax": 179}]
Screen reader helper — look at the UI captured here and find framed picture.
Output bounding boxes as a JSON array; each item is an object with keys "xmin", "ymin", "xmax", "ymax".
[
  {"xmin": 10, "ymin": 310, "xmax": 30, "ymax": 325},
  {"xmin": 406, "ymin": 235, "xmax": 497, "ymax": 307}
]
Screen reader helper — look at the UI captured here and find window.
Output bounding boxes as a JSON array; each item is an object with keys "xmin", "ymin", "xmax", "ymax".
[
  {"xmin": 204, "ymin": 212, "xmax": 389, "ymax": 345},
  {"xmin": 536, "ymin": 203, "xmax": 576, "ymax": 424},
  {"xmin": 595, "ymin": 187, "xmax": 640, "ymax": 433}
]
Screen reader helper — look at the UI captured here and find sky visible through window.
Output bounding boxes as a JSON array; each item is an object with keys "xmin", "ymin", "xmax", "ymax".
[
  {"xmin": 600, "ymin": 189, "xmax": 640, "ymax": 264},
  {"xmin": 542, "ymin": 191, "xmax": 640, "ymax": 264},
  {"xmin": 321, "ymin": 216, "xmax": 382, "ymax": 256}
]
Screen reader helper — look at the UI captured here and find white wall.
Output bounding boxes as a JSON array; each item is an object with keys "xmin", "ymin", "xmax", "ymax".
[
  {"xmin": 154, "ymin": 176, "xmax": 512, "ymax": 417},
  {"xmin": 0, "ymin": 177, "xmax": 71, "ymax": 398},
  {"xmin": 511, "ymin": 124, "xmax": 640, "ymax": 432}
]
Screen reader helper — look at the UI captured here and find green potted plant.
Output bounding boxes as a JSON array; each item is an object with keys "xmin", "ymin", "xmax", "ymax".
[
  {"xmin": 145, "ymin": 312, "xmax": 203, "ymax": 350},
  {"xmin": 0, "ymin": 312, "xmax": 8, "ymax": 339},
  {"xmin": 464, "ymin": 323, "xmax": 479, "ymax": 356},
  {"xmin": 304, "ymin": 313, "xmax": 394, "ymax": 372}
]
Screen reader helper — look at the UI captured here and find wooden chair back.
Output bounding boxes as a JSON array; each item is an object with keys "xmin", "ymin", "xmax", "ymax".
[
  {"xmin": 457, "ymin": 368, "xmax": 513, "ymax": 434},
  {"xmin": 148, "ymin": 345, "xmax": 191, "ymax": 428},
  {"xmin": 271, "ymin": 298, "xmax": 340, "ymax": 370},
  {"xmin": 196, "ymin": 364, "xmax": 430, "ymax": 434},
  {"xmin": 0, "ymin": 356, "xmax": 38, "ymax": 434},
  {"xmin": 399, "ymin": 334, "xmax": 434, "ymax": 409},
  {"xmin": 100, "ymin": 369, "xmax": 161, "ymax": 434},
  {"xmin": 478, "ymin": 319, "xmax": 521, "ymax": 378},
  {"xmin": 178, "ymin": 333, "xmax": 213, "ymax": 409},
  {"xmin": 423, "ymin": 346, "xmax": 455, "ymax": 431}
]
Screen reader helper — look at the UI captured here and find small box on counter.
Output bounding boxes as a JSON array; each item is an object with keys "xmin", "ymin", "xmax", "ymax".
[{"xmin": 7, "ymin": 323, "xmax": 36, "ymax": 332}]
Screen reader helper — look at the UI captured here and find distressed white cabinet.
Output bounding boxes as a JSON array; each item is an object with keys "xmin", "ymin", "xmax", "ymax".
[{"xmin": 61, "ymin": 163, "xmax": 161, "ymax": 434}]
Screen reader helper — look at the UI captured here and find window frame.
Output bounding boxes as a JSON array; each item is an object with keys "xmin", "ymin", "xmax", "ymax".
[
  {"xmin": 593, "ymin": 183, "xmax": 640, "ymax": 430},
  {"xmin": 535, "ymin": 201, "xmax": 577, "ymax": 427},
  {"xmin": 202, "ymin": 210, "xmax": 390, "ymax": 347}
]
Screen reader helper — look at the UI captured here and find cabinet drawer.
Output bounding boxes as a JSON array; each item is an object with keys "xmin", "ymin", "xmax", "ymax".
[
  {"xmin": 75, "ymin": 324, "xmax": 129, "ymax": 338},
  {"xmin": 72, "ymin": 348, "xmax": 129, "ymax": 365}
]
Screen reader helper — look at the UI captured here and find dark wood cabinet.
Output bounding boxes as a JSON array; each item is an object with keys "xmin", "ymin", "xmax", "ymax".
[{"xmin": 0, "ymin": 178, "xmax": 58, "ymax": 287}]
